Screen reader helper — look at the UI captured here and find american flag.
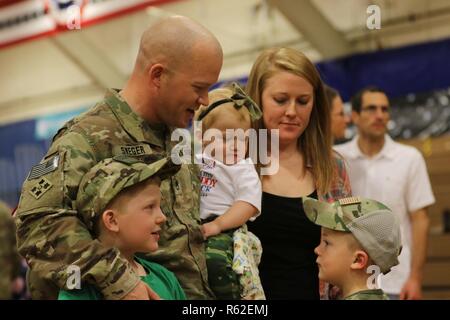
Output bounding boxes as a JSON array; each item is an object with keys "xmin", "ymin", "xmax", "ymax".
[{"xmin": 27, "ymin": 155, "xmax": 59, "ymax": 180}]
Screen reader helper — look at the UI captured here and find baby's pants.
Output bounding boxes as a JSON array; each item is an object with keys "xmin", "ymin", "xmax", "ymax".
[{"xmin": 205, "ymin": 230, "xmax": 241, "ymax": 300}]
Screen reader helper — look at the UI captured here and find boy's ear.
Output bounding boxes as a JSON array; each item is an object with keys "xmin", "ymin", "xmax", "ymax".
[
  {"xmin": 102, "ymin": 209, "xmax": 120, "ymax": 233},
  {"xmin": 350, "ymin": 250, "xmax": 369, "ymax": 270}
]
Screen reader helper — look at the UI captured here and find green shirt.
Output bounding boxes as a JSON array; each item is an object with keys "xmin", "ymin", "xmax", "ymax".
[
  {"xmin": 58, "ymin": 257, "xmax": 186, "ymax": 300},
  {"xmin": 345, "ymin": 289, "xmax": 389, "ymax": 300}
]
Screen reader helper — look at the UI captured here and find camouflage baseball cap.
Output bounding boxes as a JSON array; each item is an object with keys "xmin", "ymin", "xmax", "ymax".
[
  {"xmin": 76, "ymin": 155, "xmax": 180, "ymax": 231},
  {"xmin": 303, "ymin": 196, "xmax": 402, "ymax": 274}
]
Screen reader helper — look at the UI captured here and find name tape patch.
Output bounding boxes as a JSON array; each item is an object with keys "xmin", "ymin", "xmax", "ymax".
[{"xmin": 114, "ymin": 144, "xmax": 152, "ymax": 157}]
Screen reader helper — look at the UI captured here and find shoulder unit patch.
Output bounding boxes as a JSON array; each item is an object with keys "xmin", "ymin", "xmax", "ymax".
[{"xmin": 29, "ymin": 177, "xmax": 53, "ymax": 199}]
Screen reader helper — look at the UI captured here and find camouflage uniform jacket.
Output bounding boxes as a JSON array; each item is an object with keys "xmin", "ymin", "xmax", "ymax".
[
  {"xmin": 0, "ymin": 201, "xmax": 22, "ymax": 299},
  {"xmin": 345, "ymin": 289, "xmax": 389, "ymax": 300},
  {"xmin": 15, "ymin": 89, "xmax": 213, "ymax": 300}
]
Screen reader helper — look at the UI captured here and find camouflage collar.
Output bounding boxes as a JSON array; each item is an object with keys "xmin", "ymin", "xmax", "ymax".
[
  {"xmin": 105, "ymin": 89, "xmax": 165, "ymax": 148},
  {"xmin": 344, "ymin": 289, "xmax": 386, "ymax": 300}
]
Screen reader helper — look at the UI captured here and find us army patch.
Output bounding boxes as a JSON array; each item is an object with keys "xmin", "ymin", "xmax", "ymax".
[
  {"xmin": 27, "ymin": 155, "xmax": 60, "ymax": 180},
  {"xmin": 29, "ymin": 177, "xmax": 53, "ymax": 199},
  {"xmin": 114, "ymin": 144, "xmax": 152, "ymax": 157}
]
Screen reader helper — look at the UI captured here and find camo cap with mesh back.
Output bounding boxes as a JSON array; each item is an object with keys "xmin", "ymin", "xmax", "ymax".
[
  {"xmin": 303, "ymin": 196, "xmax": 402, "ymax": 274},
  {"xmin": 76, "ymin": 155, "xmax": 180, "ymax": 231}
]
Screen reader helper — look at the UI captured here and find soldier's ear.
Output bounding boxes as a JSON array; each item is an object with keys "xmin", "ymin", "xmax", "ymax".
[
  {"xmin": 148, "ymin": 63, "xmax": 165, "ymax": 88},
  {"xmin": 102, "ymin": 209, "xmax": 119, "ymax": 233},
  {"xmin": 350, "ymin": 250, "xmax": 369, "ymax": 270}
]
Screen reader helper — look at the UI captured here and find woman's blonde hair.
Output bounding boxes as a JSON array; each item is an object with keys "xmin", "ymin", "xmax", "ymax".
[{"xmin": 246, "ymin": 47, "xmax": 334, "ymax": 194}]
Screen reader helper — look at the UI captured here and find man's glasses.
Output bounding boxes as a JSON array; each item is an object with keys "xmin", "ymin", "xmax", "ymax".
[{"xmin": 360, "ymin": 105, "xmax": 390, "ymax": 114}]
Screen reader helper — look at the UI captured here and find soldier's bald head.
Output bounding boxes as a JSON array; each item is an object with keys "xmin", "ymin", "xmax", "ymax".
[{"xmin": 135, "ymin": 15, "xmax": 223, "ymax": 73}]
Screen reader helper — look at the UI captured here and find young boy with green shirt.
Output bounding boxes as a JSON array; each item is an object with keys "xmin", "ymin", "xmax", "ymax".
[
  {"xmin": 58, "ymin": 156, "xmax": 185, "ymax": 300},
  {"xmin": 303, "ymin": 196, "xmax": 402, "ymax": 300}
]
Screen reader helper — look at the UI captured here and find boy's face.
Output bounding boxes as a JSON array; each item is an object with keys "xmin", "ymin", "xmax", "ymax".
[
  {"xmin": 115, "ymin": 180, "xmax": 166, "ymax": 254},
  {"xmin": 314, "ymin": 228, "xmax": 356, "ymax": 287}
]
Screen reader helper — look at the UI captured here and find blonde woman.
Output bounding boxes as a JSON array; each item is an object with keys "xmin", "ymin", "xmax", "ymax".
[{"xmin": 246, "ymin": 47, "xmax": 352, "ymax": 299}]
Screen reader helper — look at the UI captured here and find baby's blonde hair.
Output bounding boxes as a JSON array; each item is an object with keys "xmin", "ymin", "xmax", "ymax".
[{"xmin": 195, "ymin": 87, "xmax": 251, "ymax": 132}]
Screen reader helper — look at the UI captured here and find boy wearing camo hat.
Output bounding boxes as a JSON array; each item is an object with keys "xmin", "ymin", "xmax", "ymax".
[
  {"xmin": 58, "ymin": 156, "xmax": 185, "ymax": 300},
  {"xmin": 303, "ymin": 196, "xmax": 402, "ymax": 300}
]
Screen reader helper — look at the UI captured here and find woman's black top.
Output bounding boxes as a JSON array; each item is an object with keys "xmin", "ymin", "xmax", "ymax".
[{"xmin": 248, "ymin": 190, "xmax": 320, "ymax": 300}]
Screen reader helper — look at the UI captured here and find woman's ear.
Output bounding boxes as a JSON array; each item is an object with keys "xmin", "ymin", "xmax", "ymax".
[
  {"xmin": 350, "ymin": 250, "xmax": 369, "ymax": 271},
  {"xmin": 102, "ymin": 209, "xmax": 119, "ymax": 233}
]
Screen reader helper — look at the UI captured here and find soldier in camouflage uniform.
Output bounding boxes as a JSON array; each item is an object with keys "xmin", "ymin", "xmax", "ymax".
[
  {"xmin": 15, "ymin": 15, "xmax": 223, "ymax": 300},
  {"xmin": 0, "ymin": 201, "xmax": 22, "ymax": 299},
  {"xmin": 303, "ymin": 196, "xmax": 402, "ymax": 300}
]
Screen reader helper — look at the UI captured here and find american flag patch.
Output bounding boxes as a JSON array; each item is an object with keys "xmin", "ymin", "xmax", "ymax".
[{"xmin": 27, "ymin": 155, "xmax": 60, "ymax": 180}]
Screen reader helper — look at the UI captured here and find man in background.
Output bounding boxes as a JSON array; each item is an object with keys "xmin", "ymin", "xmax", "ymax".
[{"xmin": 335, "ymin": 86, "xmax": 435, "ymax": 299}]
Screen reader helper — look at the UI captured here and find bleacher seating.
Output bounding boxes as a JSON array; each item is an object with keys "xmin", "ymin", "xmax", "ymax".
[{"xmin": 400, "ymin": 135, "xmax": 450, "ymax": 300}]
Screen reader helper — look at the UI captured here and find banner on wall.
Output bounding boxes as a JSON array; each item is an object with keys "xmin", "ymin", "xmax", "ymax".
[
  {"xmin": 0, "ymin": 0, "xmax": 180, "ymax": 49},
  {"xmin": 0, "ymin": 106, "xmax": 87, "ymax": 207}
]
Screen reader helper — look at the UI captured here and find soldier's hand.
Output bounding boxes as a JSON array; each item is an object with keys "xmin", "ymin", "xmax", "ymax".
[{"xmin": 122, "ymin": 281, "xmax": 161, "ymax": 300}]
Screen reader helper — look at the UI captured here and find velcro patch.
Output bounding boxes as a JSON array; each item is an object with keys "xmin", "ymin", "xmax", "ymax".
[
  {"xmin": 114, "ymin": 144, "xmax": 152, "ymax": 157},
  {"xmin": 27, "ymin": 155, "xmax": 60, "ymax": 180},
  {"xmin": 29, "ymin": 177, "xmax": 53, "ymax": 199},
  {"xmin": 338, "ymin": 196, "xmax": 361, "ymax": 206}
]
